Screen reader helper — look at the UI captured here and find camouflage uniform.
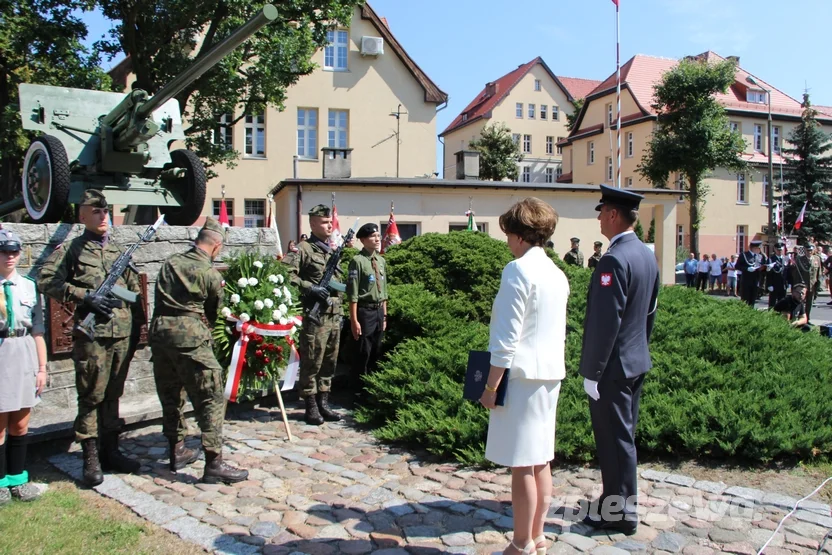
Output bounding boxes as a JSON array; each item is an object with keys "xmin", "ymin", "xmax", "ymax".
[
  {"xmin": 563, "ymin": 237, "xmax": 584, "ymax": 267},
  {"xmin": 588, "ymin": 242, "xmax": 603, "ymax": 270},
  {"xmin": 807, "ymin": 249, "xmax": 822, "ymax": 322}
]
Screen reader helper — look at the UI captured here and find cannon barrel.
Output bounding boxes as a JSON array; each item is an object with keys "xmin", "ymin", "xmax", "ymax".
[{"xmin": 136, "ymin": 4, "xmax": 278, "ymax": 120}]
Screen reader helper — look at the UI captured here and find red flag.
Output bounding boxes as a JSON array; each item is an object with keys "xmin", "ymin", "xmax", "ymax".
[
  {"xmin": 218, "ymin": 198, "xmax": 230, "ymax": 228},
  {"xmin": 381, "ymin": 210, "xmax": 401, "ymax": 253},
  {"xmin": 794, "ymin": 201, "xmax": 808, "ymax": 230},
  {"xmin": 329, "ymin": 203, "xmax": 343, "ymax": 248},
  {"xmin": 611, "ymin": 0, "xmax": 619, "ymax": 6}
]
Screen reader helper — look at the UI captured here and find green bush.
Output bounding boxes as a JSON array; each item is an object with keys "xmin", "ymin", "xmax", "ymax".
[{"xmin": 359, "ymin": 232, "xmax": 832, "ymax": 466}]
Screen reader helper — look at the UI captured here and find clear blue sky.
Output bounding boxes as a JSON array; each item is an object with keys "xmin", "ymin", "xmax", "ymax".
[{"xmin": 79, "ymin": 0, "xmax": 832, "ymax": 175}]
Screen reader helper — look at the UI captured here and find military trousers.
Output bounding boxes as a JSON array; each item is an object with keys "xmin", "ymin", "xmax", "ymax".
[
  {"xmin": 299, "ymin": 312, "xmax": 341, "ymax": 398},
  {"xmin": 352, "ymin": 305, "xmax": 384, "ymax": 387},
  {"xmin": 73, "ymin": 335, "xmax": 133, "ymax": 442},
  {"xmin": 151, "ymin": 343, "xmax": 225, "ymax": 452}
]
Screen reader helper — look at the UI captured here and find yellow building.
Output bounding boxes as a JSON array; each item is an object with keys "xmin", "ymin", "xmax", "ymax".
[
  {"xmin": 439, "ymin": 57, "xmax": 600, "ymax": 184},
  {"xmin": 110, "ymin": 3, "xmax": 447, "ymax": 226},
  {"xmin": 558, "ymin": 51, "xmax": 832, "ymax": 256}
]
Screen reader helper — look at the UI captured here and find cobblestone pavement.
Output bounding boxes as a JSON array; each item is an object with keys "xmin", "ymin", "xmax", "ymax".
[{"xmin": 50, "ymin": 404, "xmax": 832, "ymax": 555}]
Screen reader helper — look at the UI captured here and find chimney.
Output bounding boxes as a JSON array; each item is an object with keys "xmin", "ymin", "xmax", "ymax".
[
  {"xmin": 455, "ymin": 150, "xmax": 480, "ymax": 180},
  {"xmin": 321, "ymin": 147, "xmax": 353, "ymax": 178},
  {"xmin": 485, "ymin": 82, "xmax": 497, "ymax": 97},
  {"xmin": 727, "ymin": 55, "xmax": 740, "ymax": 66}
]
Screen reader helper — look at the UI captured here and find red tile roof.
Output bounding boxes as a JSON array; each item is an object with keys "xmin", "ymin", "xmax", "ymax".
[
  {"xmin": 816, "ymin": 106, "xmax": 832, "ymax": 119},
  {"xmin": 440, "ymin": 57, "xmax": 599, "ymax": 136}
]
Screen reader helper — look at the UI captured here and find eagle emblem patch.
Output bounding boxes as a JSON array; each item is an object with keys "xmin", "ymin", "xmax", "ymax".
[{"xmin": 600, "ymin": 273, "xmax": 612, "ymax": 287}]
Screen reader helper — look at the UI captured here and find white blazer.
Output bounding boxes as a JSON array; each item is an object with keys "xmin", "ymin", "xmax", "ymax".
[{"xmin": 488, "ymin": 246, "xmax": 569, "ymax": 381}]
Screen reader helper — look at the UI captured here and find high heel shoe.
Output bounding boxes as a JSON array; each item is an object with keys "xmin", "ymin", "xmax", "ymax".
[
  {"xmin": 533, "ymin": 535, "xmax": 547, "ymax": 555},
  {"xmin": 493, "ymin": 539, "xmax": 536, "ymax": 555}
]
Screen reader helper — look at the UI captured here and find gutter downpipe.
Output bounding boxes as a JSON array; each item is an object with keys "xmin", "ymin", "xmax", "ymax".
[
  {"xmin": 294, "ymin": 155, "xmax": 302, "ymax": 240},
  {"xmin": 435, "ymin": 98, "xmax": 449, "ymax": 179}
]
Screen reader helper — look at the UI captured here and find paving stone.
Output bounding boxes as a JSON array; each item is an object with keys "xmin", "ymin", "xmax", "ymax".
[
  {"xmin": 749, "ymin": 528, "xmax": 784, "ymax": 548},
  {"xmin": 403, "ymin": 525, "xmax": 442, "ymax": 542},
  {"xmin": 473, "ymin": 508, "xmax": 502, "ymax": 521},
  {"xmin": 473, "ymin": 527, "xmax": 505, "ymax": 544},
  {"xmin": 315, "ymin": 524, "xmax": 350, "ymax": 541},
  {"xmin": 720, "ymin": 542, "xmax": 756, "ymax": 555},
  {"xmin": 591, "ymin": 547, "xmax": 630, "ymax": 555},
  {"xmin": 785, "ymin": 533, "xmax": 820, "ymax": 549},
  {"xmin": 558, "ymin": 532, "xmax": 598, "ymax": 552},
  {"xmin": 361, "ymin": 488, "xmax": 396, "ymax": 506},
  {"xmin": 724, "ymin": 486, "xmax": 765, "ymax": 503},
  {"xmin": 549, "ymin": 543, "xmax": 580, "ymax": 555},
  {"xmin": 448, "ymin": 502, "xmax": 476, "ymax": 514},
  {"xmin": 371, "ymin": 550, "xmax": 409, "ymax": 555},
  {"xmin": 336, "ymin": 540, "xmax": 374, "ymax": 554},
  {"xmin": 691, "ymin": 481, "xmax": 727, "ymax": 495},
  {"xmin": 665, "ymin": 474, "xmax": 696, "ymax": 487},
  {"xmin": 651, "ymin": 532, "xmax": 687, "ymax": 553},
  {"xmin": 714, "ymin": 517, "xmax": 749, "ymax": 531},
  {"xmin": 640, "ymin": 470, "xmax": 669, "ymax": 482},
  {"xmin": 784, "ymin": 521, "xmax": 828, "ymax": 540},
  {"xmin": 794, "ymin": 509, "xmax": 832, "ymax": 528},
  {"xmin": 613, "ymin": 539, "xmax": 649, "ymax": 552},
  {"xmin": 681, "ymin": 547, "xmax": 714, "ymax": 555},
  {"xmin": 441, "ymin": 532, "xmax": 474, "ymax": 546},
  {"xmin": 250, "ymin": 521, "xmax": 281, "ymax": 538},
  {"xmin": 708, "ymin": 528, "xmax": 747, "ymax": 543}
]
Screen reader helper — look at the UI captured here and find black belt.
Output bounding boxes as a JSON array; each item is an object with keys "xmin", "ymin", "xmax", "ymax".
[
  {"xmin": 359, "ymin": 302, "xmax": 383, "ymax": 309},
  {"xmin": 154, "ymin": 307, "xmax": 204, "ymax": 319},
  {"xmin": 0, "ymin": 328, "xmax": 29, "ymax": 338}
]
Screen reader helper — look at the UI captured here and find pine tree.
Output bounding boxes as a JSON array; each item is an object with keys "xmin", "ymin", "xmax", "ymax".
[
  {"xmin": 646, "ymin": 218, "xmax": 656, "ymax": 243},
  {"xmin": 633, "ymin": 220, "xmax": 645, "ymax": 241},
  {"xmin": 782, "ymin": 94, "xmax": 832, "ymax": 242}
]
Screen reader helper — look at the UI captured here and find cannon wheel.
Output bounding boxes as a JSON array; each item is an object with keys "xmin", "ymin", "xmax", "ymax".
[
  {"xmin": 22, "ymin": 135, "xmax": 71, "ymax": 224},
  {"xmin": 160, "ymin": 149, "xmax": 207, "ymax": 226}
]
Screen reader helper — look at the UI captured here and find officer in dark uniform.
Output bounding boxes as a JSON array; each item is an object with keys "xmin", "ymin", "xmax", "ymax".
[
  {"xmin": 563, "ymin": 237, "xmax": 584, "ymax": 267},
  {"xmin": 579, "ymin": 185, "xmax": 660, "ymax": 536},
  {"xmin": 766, "ymin": 243, "xmax": 787, "ymax": 309},
  {"xmin": 347, "ymin": 223, "xmax": 388, "ymax": 391},
  {"xmin": 736, "ymin": 240, "xmax": 765, "ymax": 307},
  {"xmin": 588, "ymin": 241, "xmax": 603, "ymax": 270}
]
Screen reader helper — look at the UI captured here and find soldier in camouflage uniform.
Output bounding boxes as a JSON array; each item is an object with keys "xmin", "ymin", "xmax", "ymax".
[
  {"xmin": 588, "ymin": 241, "xmax": 603, "ymax": 270},
  {"xmin": 563, "ymin": 237, "xmax": 584, "ymax": 267},
  {"xmin": 38, "ymin": 190, "xmax": 144, "ymax": 487},
  {"xmin": 287, "ymin": 204, "xmax": 344, "ymax": 426},
  {"xmin": 806, "ymin": 244, "xmax": 822, "ymax": 323},
  {"xmin": 149, "ymin": 218, "xmax": 248, "ymax": 484}
]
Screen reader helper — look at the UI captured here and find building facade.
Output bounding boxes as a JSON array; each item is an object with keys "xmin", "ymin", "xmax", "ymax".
[
  {"xmin": 558, "ymin": 52, "xmax": 832, "ymax": 257},
  {"xmin": 439, "ymin": 58, "xmax": 599, "ymax": 185}
]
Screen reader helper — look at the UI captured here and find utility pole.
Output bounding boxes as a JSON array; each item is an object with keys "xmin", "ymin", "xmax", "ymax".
[{"xmin": 389, "ymin": 104, "xmax": 407, "ymax": 178}]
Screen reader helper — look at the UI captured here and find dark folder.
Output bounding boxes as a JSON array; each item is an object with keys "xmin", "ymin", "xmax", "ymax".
[{"xmin": 463, "ymin": 350, "xmax": 508, "ymax": 406}]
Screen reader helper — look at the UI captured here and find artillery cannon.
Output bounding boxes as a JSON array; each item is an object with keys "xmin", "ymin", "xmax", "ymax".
[{"xmin": 9, "ymin": 4, "xmax": 278, "ymax": 225}]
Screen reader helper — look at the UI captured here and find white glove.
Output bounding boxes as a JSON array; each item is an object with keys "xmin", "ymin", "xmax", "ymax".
[
  {"xmin": 768, "ymin": 286, "xmax": 774, "ymax": 292},
  {"xmin": 583, "ymin": 378, "xmax": 600, "ymax": 401}
]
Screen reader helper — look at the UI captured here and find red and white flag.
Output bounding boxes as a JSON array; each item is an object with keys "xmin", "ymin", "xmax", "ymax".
[
  {"xmin": 329, "ymin": 202, "xmax": 343, "ymax": 249},
  {"xmin": 775, "ymin": 203, "xmax": 781, "ymax": 229},
  {"xmin": 794, "ymin": 201, "xmax": 808, "ymax": 230},
  {"xmin": 218, "ymin": 197, "xmax": 230, "ymax": 228},
  {"xmin": 381, "ymin": 209, "xmax": 401, "ymax": 253},
  {"xmin": 611, "ymin": 0, "xmax": 619, "ymax": 6},
  {"xmin": 267, "ymin": 198, "xmax": 283, "ymax": 257}
]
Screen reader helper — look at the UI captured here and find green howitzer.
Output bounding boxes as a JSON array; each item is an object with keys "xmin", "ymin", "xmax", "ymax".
[{"xmin": 10, "ymin": 4, "xmax": 278, "ymax": 225}]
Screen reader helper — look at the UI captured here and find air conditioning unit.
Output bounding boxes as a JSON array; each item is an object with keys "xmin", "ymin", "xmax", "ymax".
[{"xmin": 361, "ymin": 36, "xmax": 384, "ymax": 56}]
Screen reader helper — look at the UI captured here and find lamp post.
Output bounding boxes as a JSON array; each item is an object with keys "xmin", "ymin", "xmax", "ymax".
[{"xmin": 746, "ymin": 76, "xmax": 775, "ymax": 253}]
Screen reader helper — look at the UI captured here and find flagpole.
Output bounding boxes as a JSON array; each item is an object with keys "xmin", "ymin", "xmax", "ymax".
[{"xmin": 615, "ymin": 0, "xmax": 621, "ymax": 189}]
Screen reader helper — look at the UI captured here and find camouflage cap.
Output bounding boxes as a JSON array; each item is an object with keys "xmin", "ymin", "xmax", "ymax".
[
  {"xmin": 308, "ymin": 204, "xmax": 331, "ymax": 217},
  {"xmin": 594, "ymin": 241, "xmax": 603, "ymax": 247},
  {"xmin": 570, "ymin": 237, "xmax": 580, "ymax": 243},
  {"xmin": 201, "ymin": 217, "xmax": 226, "ymax": 240},
  {"xmin": 0, "ymin": 229, "xmax": 22, "ymax": 252},
  {"xmin": 79, "ymin": 189, "xmax": 109, "ymax": 208}
]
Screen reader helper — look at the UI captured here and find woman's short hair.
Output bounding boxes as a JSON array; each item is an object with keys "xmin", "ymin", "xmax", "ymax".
[{"xmin": 499, "ymin": 197, "xmax": 559, "ymax": 246}]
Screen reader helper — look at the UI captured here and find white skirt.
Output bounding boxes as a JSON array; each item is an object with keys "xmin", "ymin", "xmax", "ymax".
[{"xmin": 485, "ymin": 378, "xmax": 561, "ymax": 468}]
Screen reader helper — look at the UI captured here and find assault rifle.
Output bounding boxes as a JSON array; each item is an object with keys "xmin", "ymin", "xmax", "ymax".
[
  {"xmin": 75, "ymin": 214, "xmax": 166, "ymax": 340},
  {"xmin": 306, "ymin": 219, "xmax": 359, "ymax": 326}
]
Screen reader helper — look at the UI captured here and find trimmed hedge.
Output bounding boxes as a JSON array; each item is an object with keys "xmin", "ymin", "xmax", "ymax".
[{"xmin": 356, "ymin": 232, "xmax": 832, "ymax": 466}]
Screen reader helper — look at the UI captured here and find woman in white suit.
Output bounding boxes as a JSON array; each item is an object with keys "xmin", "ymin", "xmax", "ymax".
[{"xmin": 480, "ymin": 197, "xmax": 568, "ymax": 555}]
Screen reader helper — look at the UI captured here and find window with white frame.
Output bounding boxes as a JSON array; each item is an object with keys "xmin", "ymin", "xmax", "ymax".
[
  {"xmin": 588, "ymin": 141, "xmax": 595, "ymax": 164},
  {"xmin": 736, "ymin": 225, "xmax": 747, "ymax": 253},
  {"xmin": 729, "ymin": 121, "xmax": 740, "ymax": 133},
  {"xmin": 328, "ymin": 109, "xmax": 348, "ymax": 148},
  {"xmin": 606, "ymin": 157, "xmax": 613, "ymax": 182},
  {"xmin": 762, "ymin": 174, "xmax": 770, "ymax": 205},
  {"xmin": 521, "ymin": 166, "xmax": 531, "ymax": 183},
  {"xmin": 545, "ymin": 136, "xmax": 554, "ymax": 155},
  {"xmin": 528, "ymin": 104, "xmax": 536, "ymax": 119},
  {"xmin": 556, "ymin": 165, "xmax": 563, "ymax": 178},
  {"xmin": 773, "ymin": 126, "xmax": 781, "ymax": 154},
  {"xmin": 534, "ymin": 79, "xmax": 541, "ymax": 91},
  {"xmin": 244, "ymin": 199, "xmax": 265, "ymax": 228},
  {"xmin": 545, "ymin": 167, "xmax": 554, "ymax": 183},
  {"xmin": 516, "ymin": 103, "xmax": 523, "ymax": 118},
  {"xmin": 746, "ymin": 90, "xmax": 767, "ymax": 104},
  {"xmin": 212, "ymin": 199, "xmax": 234, "ymax": 227},
  {"xmin": 677, "ymin": 225, "xmax": 684, "ymax": 248},
  {"xmin": 523, "ymin": 134, "xmax": 531, "ymax": 154},
  {"xmin": 297, "ymin": 108, "xmax": 318, "ymax": 159},
  {"xmin": 540, "ymin": 105, "xmax": 547, "ymax": 120},
  {"xmin": 552, "ymin": 106, "xmax": 559, "ymax": 121},
  {"xmin": 324, "ymin": 29, "xmax": 349, "ymax": 70},
  {"xmin": 461, "ymin": 113, "xmax": 468, "ymax": 122},
  {"xmin": 607, "ymin": 103, "xmax": 613, "ymax": 126},
  {"xmin": 625, "ymin": 176, "xmax": 633, "ymax": 188},
  {"xmin": 556, "ymin": 136, "xmax": 564, "ymax": 154},
  {"xmin": 512, "ymin": 133, "xmax": 520, "ymax": 145},
  {"xmin": 244, "ymin": 113, "xmax": 265, "ymax": 157},
  {"xmin": 736, "ymin": 173, "xmax": 747, "ymax": 203},
  {"xmin": 213, "ymin": 113, "xmax": 233, "ymax": 150},
  {"xmin": 627, "ymin": 132, "xmax": 634, "ymax": 157},
  {"xmin": 754, "ymin": 124, "xmax": 763, "ymax": 152}
]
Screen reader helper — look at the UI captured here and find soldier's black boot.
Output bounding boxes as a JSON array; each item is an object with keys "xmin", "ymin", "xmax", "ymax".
[
  {"xmin": 304, "ymin": 396, "xmax": 324, "ymax": 426},
  {"xmin": 169, "ymin": 440, "xmax": 199, "ymax": 472},
  {"xmin": 316, "ymin": 392, "xmax": 342, "ymax": 422},
  {"xmin": 100, "ymin": 433, "xmax": 141, "ymax": 474},
  {"xmin": 81, "ymin": 439, "xmax": 104, "ymax": 487},
  {"xmin": 202, "ymin": 451, "xmax": 248, "ymax": 484}
]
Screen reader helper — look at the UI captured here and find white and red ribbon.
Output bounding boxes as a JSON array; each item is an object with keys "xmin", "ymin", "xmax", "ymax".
[{"xmin": 224, "ymin": 316, "xmax": 302, "ymax": 403}]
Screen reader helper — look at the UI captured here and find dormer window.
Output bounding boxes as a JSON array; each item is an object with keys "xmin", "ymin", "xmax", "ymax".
[
  {"xmin": 461, "ymin": 113, "xmax": 468, "ymax": 122},
  {"xmin": 746, "ymin": 90, "xmax": 767, "ymax": 104}
]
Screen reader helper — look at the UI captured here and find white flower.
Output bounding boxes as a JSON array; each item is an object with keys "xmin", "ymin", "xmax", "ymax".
[
  {"xmin": 221, "ymin": 307, "xmax": 232, "ymax": 318},
  {"xmin": 253, "ymin": 260, "xmax": 263, "ymax": 269},
  {"xmin": 279, "ymin": 317, "xmax": 288, "ymax": 325},
  {"xmin": 240, "ymin": 313, "xmax": 250, "ymax": 323},
  {"xmin": 273, "ymin": 287, "xmax": 282, "ymax": 298},
  {"xmin": 248, "ymin": 277, "xmax": 259, "ymax": 286},
  {"xmin": 264, "ymin": 299, "xmax": 274, "ymax": 309},
  {"xmin": 282, "ymin": 286, "xmax": 292, "ymax": 300},
  {"xmin": 267, "ymin": 274, "xmax": 278, "ymax": 283},
  {"xmin": 290, "ymin": 326, "xmax": 297, "ymax": 334},
  {"xmin": 272, "ymin": 309, "xmax": 282, "ymax": 321},
  {"xmin": 230, "ymin": 294, "xmax": 241, "ymax": 305},
  {"xmin": 277, "ymin": 275, "xmax": 284, "ymax": 284},
  {"xmin": 237, "ymin": 277, "xmax": 248, "ymax": 288},
  {"xmin": 254, "ymin": 300, "xmax": 264, "ymax": 311},
  {"xmin": 268, "ymin": 321, "xmax": 274, "ymax": 325},
  {"xmin": 278, "ymin": 303, "xmax": 288, "ymax": 314}
]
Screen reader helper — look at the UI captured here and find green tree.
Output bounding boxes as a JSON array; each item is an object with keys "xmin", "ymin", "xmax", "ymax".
[
  {"xmin": 467, "ymin": 122, "xmax": 523, "ymax": 181},
  {"xmin": 646, "ymin": 217, "xmax": 656, "ymax": 243},
  {"xmin": 782, "ymin": 94, "xmax": 832, "ymax": 242},
  {"xmin": 637, "ymin": 58, "xmax": 747, "ymax": 255},
  {"xmin": 565, "ymin": 98, "xmax": 585, "ymax": 132},
  {"xmin": 0, "ymin": 0, "xmax": 110, "ymax": 212},
  {"xmin": 93, "ymin": 0, "xmax": 361, "ymax": 177},
  {"xmin": 633, "ymin": 220, "xmax": 644, "ymax": 241}
]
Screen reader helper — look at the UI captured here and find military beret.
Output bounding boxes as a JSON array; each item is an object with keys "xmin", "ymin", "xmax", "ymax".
[
  {"xmin": 308, "ymin": 204, "xmax": 331, "ymax": 217},
  {"xmin": 595, "ymin": 184, "xmax": 644, "ymax": 212},
  {"xmin": 0, "ymin": 229, "xmax": 22, "ymax": 252},
  {"xmin": 807, "ymin": 244, "xmax": 816, "ymax": 251},
  {"xmin": 570, "ymin": 237, "xmax": 580, "ymax": 243},
  {"xmin": 356, "ymin": 222, "xmax": 379, "ymax": 239},
  {"xmin": 594, "ymin": 241, "xmax": 603, "ymax": 247},
  {"xmin": 201, "ymin": 217, "xmax": 226, "ymax": 240},
  {"xmin": 79, "ymin": 189, "xmax": 109, "ymax": 208}
]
